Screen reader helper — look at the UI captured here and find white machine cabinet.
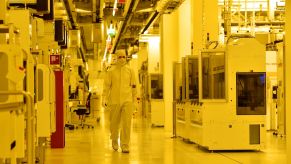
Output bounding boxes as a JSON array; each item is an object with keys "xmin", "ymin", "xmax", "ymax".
[
  {"xmin": 0, "ymin": 45, "xmax": 25, "ymax": 159},
  {"xmin": 176, "ymin": 102, "xmax": 186, "ymax": 138},
  {"xmin": 151, "ymin": 100, "xmax": 165, "ymax": 126},
  {"xmin": 175, "ymin": 56, "xmax": 199, "ymax": 139},
  {"xmin": 177, "ymin": 37, "xmax": 267, "ymax": 150},
  {"xmin": 37, "ymin": 64, "xmax": 56, "ymax": 137},
  {"xmin": 149, "ymin": 74, "xmax": 164, "ymax": 126}
]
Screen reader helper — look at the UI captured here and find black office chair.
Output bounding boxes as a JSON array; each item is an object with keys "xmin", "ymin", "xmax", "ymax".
[{"xmin": 73, "ymin": 105, "xmax": 94, "ymax": 129}]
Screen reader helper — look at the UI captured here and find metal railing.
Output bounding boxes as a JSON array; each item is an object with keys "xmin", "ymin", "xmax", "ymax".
[{"xmin": 0, "ymin": 91, "xmax": 35, "ymax": 164}]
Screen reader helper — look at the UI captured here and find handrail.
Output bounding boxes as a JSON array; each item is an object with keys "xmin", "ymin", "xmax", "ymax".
[
  {"xmin": 0, "ymin": 102, "xmax": 23, "ymax": 112},
  {"xmin": 0, "ymin": 91, "xmax": 35, "ymax": 164}
]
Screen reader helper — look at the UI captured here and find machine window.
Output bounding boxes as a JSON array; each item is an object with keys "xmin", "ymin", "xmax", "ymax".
[
  {"xmin": 150, "ymin": 74, "xmax": 163, "ymax": 99},
  {"xmin": 188, "ymin": 58, "xmax": 199, "ymax": 99},
  {"xmin": 182, "ymin": 57, "xmax": 199, "ymax": 100},
  {"xmin": 236, "ymin": 73, "xmax": 266, "ymax": 115},
  {"xmin": 201, "ymin": 52, "xmax": 225, "ymax": 99}
]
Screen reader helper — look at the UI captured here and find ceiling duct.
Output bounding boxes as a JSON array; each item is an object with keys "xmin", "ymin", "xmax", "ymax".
[
  {"xmin": 110, "ymin": 0, "xmax": 136, "ymax": 53},
  {"xmin": 140, "ymin": 11, "xmax": 159, "ymax": 34},
  {"xmin": 156, "ymin": 0, "xmax": 185, "ymax": 14},
  {"xmin": 64, "ymin": 0, "xmax": 77, "ymax": 29},
  {"xmin": 110, "ymin": 0, "xmax": 185, "ymax": 53},
  {"xmin": 140, "ymin": 0, "xmax": 185, "ymax": 34}
]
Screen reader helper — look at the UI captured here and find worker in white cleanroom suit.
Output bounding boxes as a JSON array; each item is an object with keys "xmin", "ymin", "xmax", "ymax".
[{"xmin": 102, "ymin": 50, "xmax": 137, "ymax": 153}]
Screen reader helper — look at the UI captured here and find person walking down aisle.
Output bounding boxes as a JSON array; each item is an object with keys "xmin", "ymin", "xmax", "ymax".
[{"xmin": 102, "ymin": 50, "xmax": 137, "ymax": 153}]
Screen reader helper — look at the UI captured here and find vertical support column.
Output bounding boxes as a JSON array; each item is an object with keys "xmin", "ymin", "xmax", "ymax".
[
  {"xmin": 92, "ymin": 0, "xmax": 96, "ymax": 22},
  {"xmin": 205, "ymin": 0, "xmax": 219, "ymax": 43},
  {"xmin": 268, "ymin": 0, "xmax": 275, "ymax": 21},
  {"xmin": 223, "ymin": 0, "xmax": 232, "ymax": 39},
  {"xmin": 179, "ymin": 0, "xmax": 192, "ymax": 57},
  {"xmin": 51, "ymin": 71, "xmax": 65, "ymax": 148},
  {"xmin": 192, "ymin": 0, "xmax": 218, "ymax": 53},
  {"xmin": 161, "ymin": 11, "xmax": 179, "ymax": 133},
  {"xmin": 147, "ymin": 37, "xmax": 161, "ymax": 73},
  {"xmin": 285, "ymin": 1, "xmax": 291, "ymax": 162},
  {"xmin": 63, "ymin": 65, "xmax": 70, "ymax": 131},
  {"xmin": 192, "ymin": 0, "xmax": 203, "ymax": 55}
]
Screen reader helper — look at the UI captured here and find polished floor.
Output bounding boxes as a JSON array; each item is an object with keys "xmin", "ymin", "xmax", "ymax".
[{"xmin": 46, "ymin": 110, "xmax": 287, "ymax": 164}]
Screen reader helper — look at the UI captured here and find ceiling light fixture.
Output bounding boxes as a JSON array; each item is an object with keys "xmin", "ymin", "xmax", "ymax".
[
  {"xmin": 107, "ymin": 21, "xmax": 116, "ymax": 37},
  {"xmin": 112, "ymin": 0, "xmax": 118, "ymax": 16},
  {"xmin": 75, "ymin": 8, "xmax": 92, "ymax": 13}
]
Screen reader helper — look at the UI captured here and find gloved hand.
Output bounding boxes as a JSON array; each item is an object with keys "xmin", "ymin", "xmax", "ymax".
[
  {"xmin": 102, "ymin": 97, "xmax": 108, "ymax": 108},
  {"xmin": 102, "ymin": 101, "xmax": 107, "ymax": 108}
]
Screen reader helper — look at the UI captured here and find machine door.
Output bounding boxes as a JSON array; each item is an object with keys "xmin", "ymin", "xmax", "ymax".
[{"xmin": 236, "ymin": 72, "xmax": 266, "ymax": 115}]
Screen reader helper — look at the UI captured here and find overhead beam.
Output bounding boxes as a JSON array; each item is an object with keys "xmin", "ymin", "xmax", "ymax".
[
  {"xmin": 63, "ymin": 0, "xmax": 77, "ymax": 29},
  {"xmin": 111, "ymin": 0, "xmax": 136, "ymax": 53},
  {"xmin": 140, "ymin": 11, "xmax": 160, "ymax": 34}
]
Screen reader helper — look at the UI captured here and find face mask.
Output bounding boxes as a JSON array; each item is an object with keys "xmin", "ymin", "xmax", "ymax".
[{"xmin": 117, "ymin": 56, "xmax": 126, "ymax": 65}]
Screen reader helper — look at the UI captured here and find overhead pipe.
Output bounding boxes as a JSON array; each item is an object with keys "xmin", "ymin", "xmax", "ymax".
[
  {"xmin": 131, "ymin": 0, "xmax": 140, "ymax": 12},
  {"xmin": 92, "ymin": 0, "xmax": 97, "ymax": 22},
  {"xmin": 141, "ymin": 0, "xmax": 185, "ymax": 34},
  {"xmin": 111, "ymin": 0, "xmax": 136, "ymax": 53},
  {"xmin": 63, "ymin": 0, "xmax": 77, "ymax": 29},
  {"xmin": 140, "ymin": 11, "xmax": 159, "ymax": 34},
  {"xmin": 112, "ymin": 0, "xmax": 185, "ymax": 52}
]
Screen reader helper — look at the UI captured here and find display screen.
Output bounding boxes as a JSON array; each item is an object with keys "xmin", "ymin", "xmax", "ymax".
[{"xmin": 236, "ymin": 72, "xmax": 266, "ymax": 115}]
